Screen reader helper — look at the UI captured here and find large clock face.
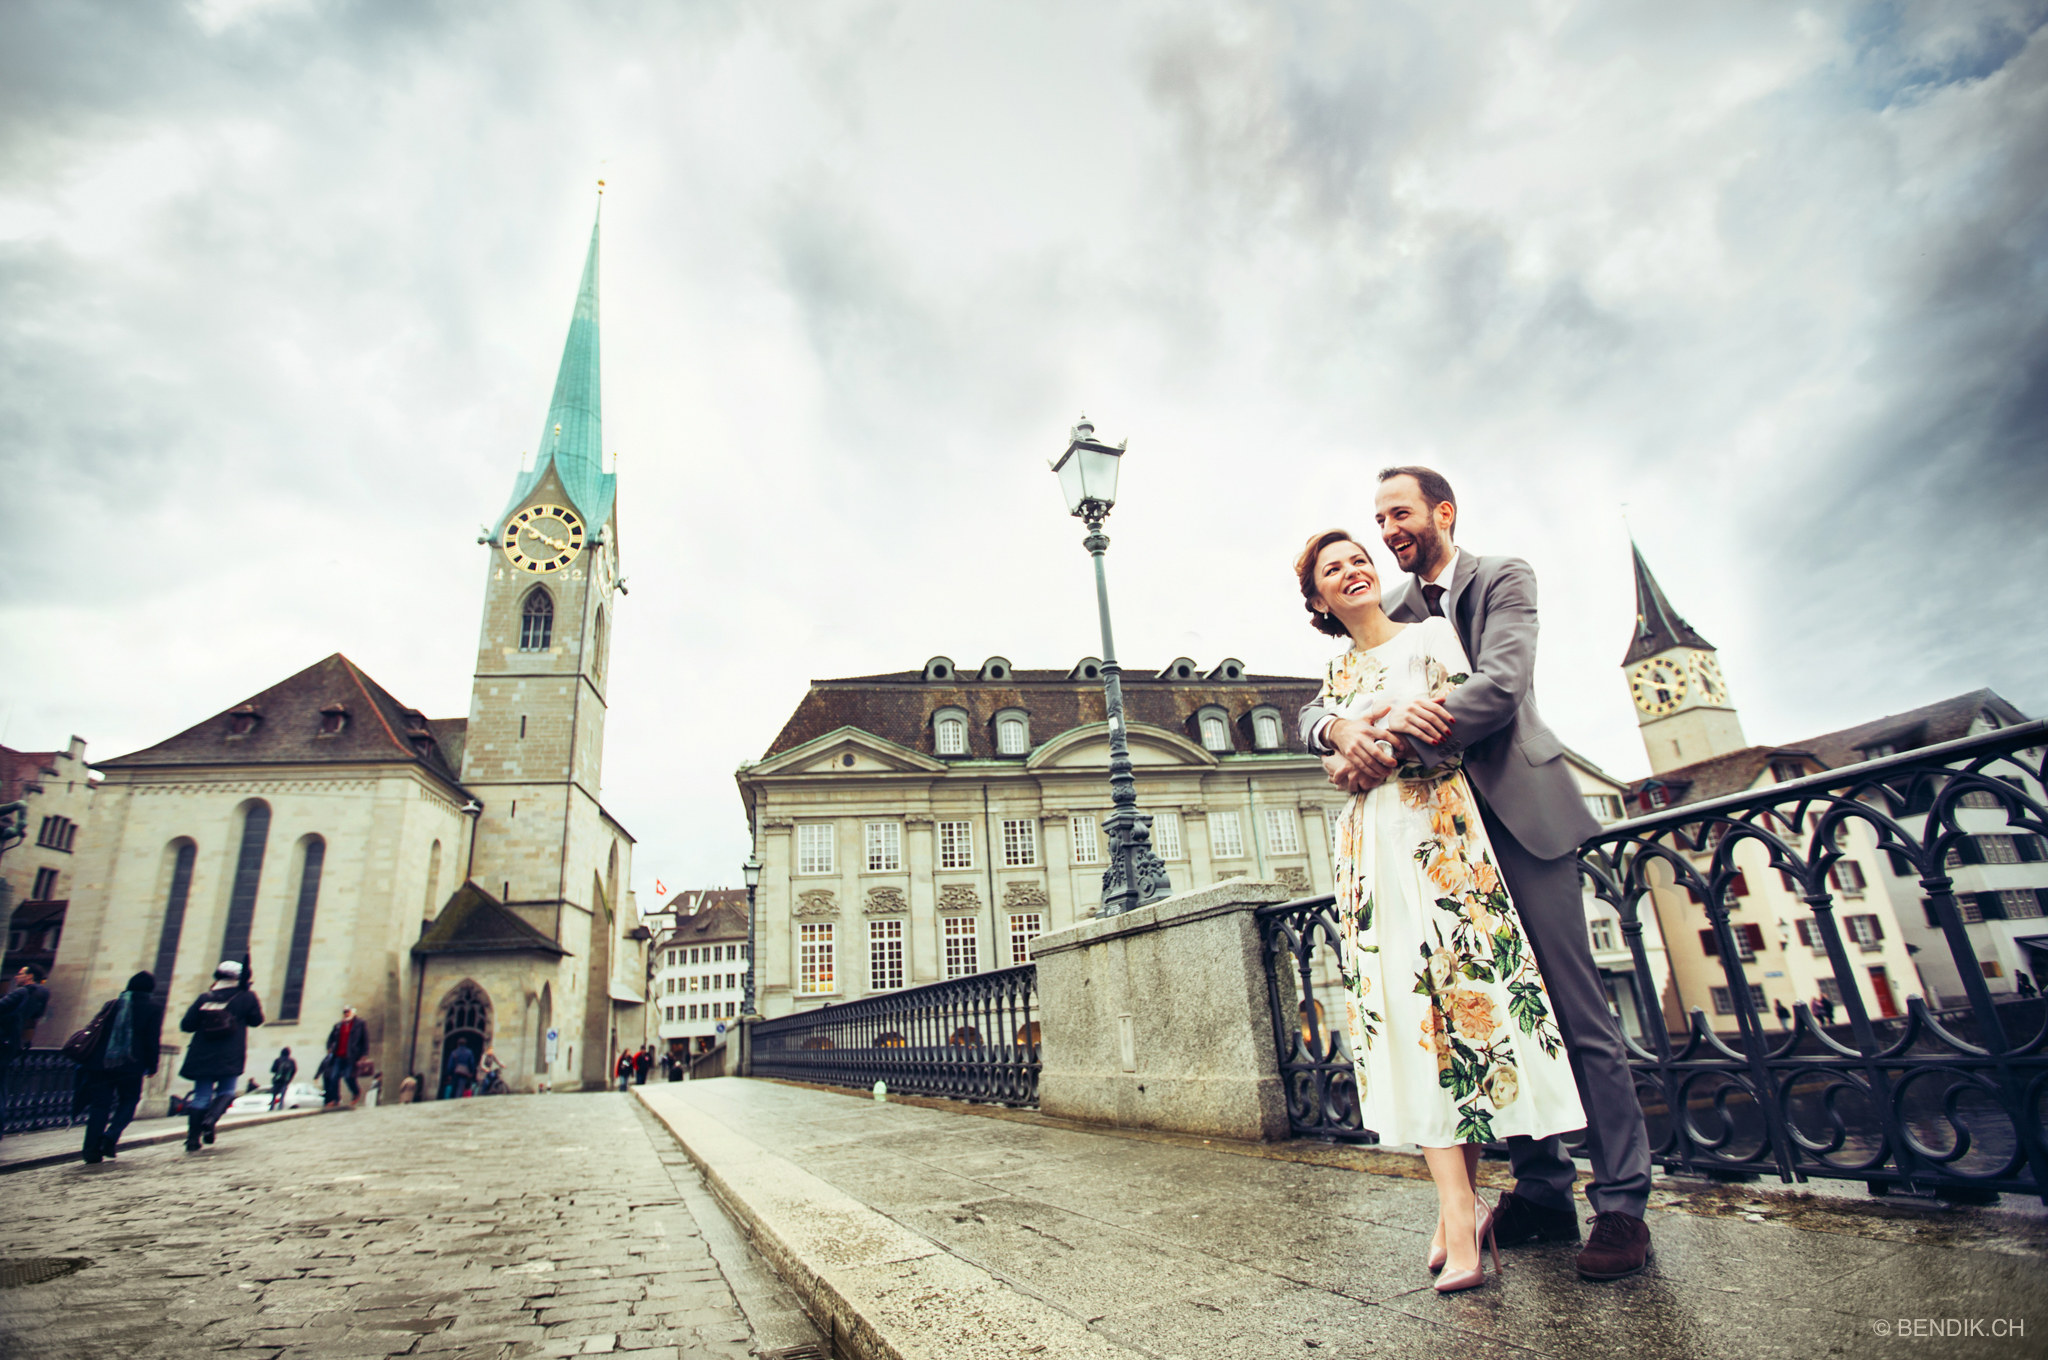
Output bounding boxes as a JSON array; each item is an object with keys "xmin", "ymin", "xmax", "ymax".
[
  {"xmin": 1690, "ymin": 653, "xmax": 1729, "ymax": 707},
  {"xmin": 501, "ymin": 504, "xmax": 585, "ymax": 574},
  {"xmin": 1630, "ymin": 657, "xmax": 1689, "ymax": 716}
]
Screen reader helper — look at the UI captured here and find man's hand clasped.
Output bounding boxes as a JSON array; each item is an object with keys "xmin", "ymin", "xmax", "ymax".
[{"xmin": 1322, "ymin": 698, "xmax": 1455, "ymax": 794}]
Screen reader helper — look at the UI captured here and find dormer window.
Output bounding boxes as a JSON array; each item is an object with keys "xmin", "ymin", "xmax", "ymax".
[
  {"xmin": 1248, "ymin": 705, "xmax": 1283, "ymax": 750},
  {"xmin": 923, "ymin": 656, "xmax": 956, "ymax": 683},
  {"xmin": 1861, "ymin": 743, "xmax": 1896, "ymax": 760},
  {"xmin": 932, "ymin": 706, "xmax": 969, "ymax": 756},
  {"xmin": 318, "ymin": 704, "xmax": 349, "ymax": 736},
  {"xmin": 977, "ymin": 656, "xmax": 1012, "ymax": 682},
  {"xmin": 1068, "ymin": 657, "xmax": 1103, "ymax": 682},
  {"xmin": 994, "ymin": 708, "xmax": 1031, "ymax": 756},
  {"xmin": 1207, "ymin": 658, "xmax": 1246, "ymax": 682},
  {"xmin": 1159, "ymin": 657, "xmax": 1198, "ymax": 682},
  {"xmin": 227, "ymin": 704, "xmax": 261, "ymax": 739},
  {"xmin": 1195, "ymin": 704, "xmax": 1232, "ymax": 753},
  {"xmin": 1643, "ymin": 786, "xmax": 1671, "ymax": 810},
  {"xmin": 1770, "ymin": 761, "xmax": 1805, "ymax": 783}
]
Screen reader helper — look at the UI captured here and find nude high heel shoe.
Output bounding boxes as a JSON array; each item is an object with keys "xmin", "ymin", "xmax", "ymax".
[{"xmin": 1434, "ymin": 1197, "xmax": 1501, "ymax": 1294}]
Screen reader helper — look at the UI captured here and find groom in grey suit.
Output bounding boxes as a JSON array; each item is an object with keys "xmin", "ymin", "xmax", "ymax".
[{"xmin": 1298, "ymin": 466, "xmax": 1653, "ymax": 1279}]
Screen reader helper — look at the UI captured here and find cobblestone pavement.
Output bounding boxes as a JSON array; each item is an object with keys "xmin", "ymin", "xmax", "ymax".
[{"xmin": 0, "ymin": 1092, "xmax": 822, "ymax": 1360}]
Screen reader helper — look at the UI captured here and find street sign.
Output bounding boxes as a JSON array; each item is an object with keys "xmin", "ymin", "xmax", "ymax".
[
  {"xmin": 715, "ymin": 1022, "xmax": 727, "ymax": 1034},
  {"xmin": 545, "ymin": 1028, "xmax": 560, "ymax": 1065}
]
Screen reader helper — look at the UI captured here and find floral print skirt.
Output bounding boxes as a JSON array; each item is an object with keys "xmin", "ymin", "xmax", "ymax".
[{"xmin": 1334, "ymin": 770, "xmax": 1587, "ymax": 1147}]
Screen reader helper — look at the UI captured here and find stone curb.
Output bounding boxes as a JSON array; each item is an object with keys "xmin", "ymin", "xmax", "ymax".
[
  {"xmin": 635, "ymin": 1083, "xmax": 1149, "ymax": 1360},
  {"xmin": 0, "ymin": 1105, "xmax": 331, "ymax": 1175}
]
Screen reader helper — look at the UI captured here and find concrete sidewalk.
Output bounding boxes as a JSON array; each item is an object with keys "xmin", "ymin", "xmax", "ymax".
[
  {"xmin": 639, "ymin": 1078, "xmax": 2045, "ymax": 1360},
  {"xmin": 0, "ymin": 1106, "xmax": 324, "ymax": 1173}
]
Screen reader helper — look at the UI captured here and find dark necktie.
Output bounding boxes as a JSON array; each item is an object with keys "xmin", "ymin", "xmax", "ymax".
[{"xmin": 1422, "ymin": 582, "xmax": 1446, "ymax": 617}]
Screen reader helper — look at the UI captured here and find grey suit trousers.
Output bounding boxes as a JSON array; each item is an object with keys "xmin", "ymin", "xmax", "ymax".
[{"xmin": 1478, "ymin": 800, "xmax": 1652, "ymax": 1218}]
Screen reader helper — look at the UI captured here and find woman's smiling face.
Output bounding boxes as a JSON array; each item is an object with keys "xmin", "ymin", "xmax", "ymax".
[{"xmin": 1310, "ymin": 539, "xmax": 1380, "ymax": 624}]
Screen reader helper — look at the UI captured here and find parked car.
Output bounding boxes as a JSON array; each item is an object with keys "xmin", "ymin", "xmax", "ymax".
[{"xmin": 227, "ymin": 1081, "xmax": 324, "ymax": 1115}]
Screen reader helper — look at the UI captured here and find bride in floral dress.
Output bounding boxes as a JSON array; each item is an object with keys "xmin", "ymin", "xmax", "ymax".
[{"xmin": 1298, "ymin": 530, "xmax": 1585, "ymax": 1292}]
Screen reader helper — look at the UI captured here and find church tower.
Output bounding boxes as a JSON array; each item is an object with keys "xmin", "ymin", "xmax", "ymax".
[
  {"xmin": 458, "ymin": 204, "xmax": 631, "ymax": 1088},
  {"xmin": 1624, "ymin": 544, "xmax": 1746, "ymax": 774}
]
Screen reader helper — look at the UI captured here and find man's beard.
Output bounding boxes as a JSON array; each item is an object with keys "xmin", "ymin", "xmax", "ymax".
[{"xmin": 1401, "ymin": 523, "xmax": 1449, "ymax": 580}]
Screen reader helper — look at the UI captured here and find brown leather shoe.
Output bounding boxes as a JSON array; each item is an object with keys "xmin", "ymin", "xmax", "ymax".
[
  {"xmin": 1491, "ymin": 1191, "xmax": 1581, "ymax": 1247},
  {"xmin": 1576, "ymin": 1211, "xmax": 1650, "ymax": 1279}
]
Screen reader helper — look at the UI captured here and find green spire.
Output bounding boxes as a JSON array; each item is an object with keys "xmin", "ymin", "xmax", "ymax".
[{"xmin": 500, "ymin": 205, "xmax": 615, "ymax": 530}]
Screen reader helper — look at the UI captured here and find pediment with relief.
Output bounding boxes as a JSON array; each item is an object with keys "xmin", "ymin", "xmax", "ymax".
[
  {"xmin": 750, "ymin": 726, "xmax": 946, "ymax": 778},
  {"xmin": 1028, "ymin": 721, "xmax": 1214, "ymax": 771}
]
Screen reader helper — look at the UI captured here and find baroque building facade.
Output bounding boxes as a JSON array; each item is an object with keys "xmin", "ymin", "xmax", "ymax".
[
  {"xmin": 737, "ymin": 656, "xmax": 1336, "ymax": 1016},
  {"xmin": 44, "ymin": 210, "xmax": 646, "ymax": 1093}
]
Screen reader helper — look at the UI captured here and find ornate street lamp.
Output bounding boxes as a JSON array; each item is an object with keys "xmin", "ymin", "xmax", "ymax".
[
  {"xmin": 741, "ymin": 852, "xmax": 763, "ymax": 1018},
  {"xmin": 1051, "ymin": 416, "xmax": 1173, "ymax": 917}
]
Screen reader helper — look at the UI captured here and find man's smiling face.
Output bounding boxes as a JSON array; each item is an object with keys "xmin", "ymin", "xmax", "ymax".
[{"xmin": 1374, "ymin": 474, "xmax": 1454, "ymax": 579}]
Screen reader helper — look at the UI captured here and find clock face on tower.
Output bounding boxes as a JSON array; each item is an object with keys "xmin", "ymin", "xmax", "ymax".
[
  {"xmin": 1629, "ymin": 657, "xmax": 1689, "ymax": 716},
  {"xmin": 501, "ymin": 504, "xmax": 585, "ymax": 574},
  {"xmin": 1690, "ymin": 653, "xmax": 1729, "ymax": 707}
]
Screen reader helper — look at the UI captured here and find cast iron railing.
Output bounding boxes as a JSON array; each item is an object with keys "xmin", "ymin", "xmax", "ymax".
[
  {"xmin": 1260, "ymin": 720, "xmax": 2048, "ymax": 1203},
  {"xmin": 1, "ymin": 1049, "xmax": 80, "ymax": 1135},
  {"xmin": 749, "ymin": 964, "xmax": 1040, "ymax": 1106}
]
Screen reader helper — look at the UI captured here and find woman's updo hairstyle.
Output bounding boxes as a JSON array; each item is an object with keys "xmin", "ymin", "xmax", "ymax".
[{"xmin": 1295, "ymin": 529, "xmax": 1363, "ymax": 638}]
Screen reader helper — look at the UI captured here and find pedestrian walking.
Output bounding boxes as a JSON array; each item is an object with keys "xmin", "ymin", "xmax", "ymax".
[
  {"xmin": 323, "ymin": 1006, "xmax": 369, "ymax": 1107},
  {"xmin": 178, "ymin": 960, "xmax": 265, "ymax": 1151},
  {"xmin": 1775, "ymin": 999, "xmax": 1792, "ymax": 1029},
  {"xmin": 634, "ymin": 1045, "xmax": 652, "ymax": 1085},
  {"xmin": 270, "ymin": 1048, "xmax": 297, "ymax": 1109},
  {"xmin": 479, "ymin": 1045, "xmax": 505, "ymax": 1094},
  {"xmin": 615, "ymin": 1050, "xmax": 633, "ymax": 1092},
  {"xmin": 0, "ymin": 963, "xmax": 52, "ymax": 1137},
  {"xmin": 2018, "ymin": 971, "xmax": 2038, "ymax": 999},
  {"xmin": 1817, "ymin": 993, "xmax": 1837, "ymax": 1026},
  {"xmin": 77, "ymin": 971, "xmax": 166, "ymax": 1163}
]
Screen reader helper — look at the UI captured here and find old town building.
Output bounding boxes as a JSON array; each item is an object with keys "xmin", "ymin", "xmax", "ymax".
[
  {"xmin": 736, "ymin": 656, "xmax": 1337, "ymax": 1017},
  {"xmin": 44, "ymin": 209, "xmax": 646, "ymax": 1093},
  {"xmin": 1, "ymin": 738, "xmax": 95, "ymax": 1001},
  {"xmin": 1621, "ymin": 550, "xmax": 2043, "ymax": 1027},
  {"xmin": 651, "ymin": 890, "xmax": 749, "ymax": 1056}
]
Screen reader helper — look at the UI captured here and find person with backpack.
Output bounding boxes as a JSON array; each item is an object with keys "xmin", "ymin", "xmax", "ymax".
[
  {"xmin": 77, "ymin": 972, "xmax": 166, "ymax": 1163},
  {"xmin": 269, "ymin": 1048, "xmax": 297, "ymax": 1109},
  {"xmin": 179, "ymin": 960, "xmax": 265, "ymax": 1151}
]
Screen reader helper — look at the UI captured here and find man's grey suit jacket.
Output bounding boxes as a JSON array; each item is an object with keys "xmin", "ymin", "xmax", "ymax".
[{"xmin": 1297, "ymin": 552, "xmax": 1600, "ymax": 863}]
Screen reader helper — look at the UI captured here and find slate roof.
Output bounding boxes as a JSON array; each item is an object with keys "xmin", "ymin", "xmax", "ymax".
[
  {"xmin": 763, "ymin": 665, "xmax": 1324, "ymax": 761},
  {"xmin": 95, "ymin": 654, "xmax": 468, "ymax": 790},
  {"xmin": 1623, "ymin": 543, "xmax": 1716, "ymax": 666},
  {"xmin": 0, "ymin": 745, "xmax": 61, "ymax": 805},
  {"xmin": 413, "ymin": 881, "xmax": 567, "ymax": 957},
  {"xmin": 656, "ymin": 892, "xmax": 750, "ymax": 948},
  {"xmin": 1631, "ymin": 689, "xmax": 2031, "ymax": 810}
]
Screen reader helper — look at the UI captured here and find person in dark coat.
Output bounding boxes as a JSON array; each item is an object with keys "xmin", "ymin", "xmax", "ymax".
[
  {"xmin": 179, "ymin": 960, "xmax": 265, "ymax": 1151},
  {"xmin": 0, "ymin": 963, "xmax": 52, "ymax": 1137},
  {"xmin": 79, "ymin": 972, "xmax": 166, "ymax": 1163},
  {"xmin": 634, "ymin": 1045, "xmax": 652, "ymax": 1085},
  {"xmin": 323, "ymin": 1007, "xmax": 369, "ymax": 1107},
  {"xmin": 270, "ymin": 1048, "xmax": 297, "ymax": 1109},
  {"xmin": 446, "ymin": 1039, "xmax": 478, "ymax": 1099}
]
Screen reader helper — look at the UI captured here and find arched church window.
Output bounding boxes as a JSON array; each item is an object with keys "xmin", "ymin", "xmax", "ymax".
[
  {"xmin": 444, "ymin": 982, "xmax": 490, "ymax": 1037},
  {"xmin": 220, "ymin": 801, "xmax": 270, "ymax": 960},
  {"xmin": 592, "ymin": 607, "xmax": 607, "ymax": 681},
  {"xmin": 279, "ymin": 836, "xmax": 325, "ymax": 1022},
  {"xmin": 520, "ymin": 589, "xmax": 554, "ymax": 652},
  {"xmin": 153, "ymin": 839, "xmax": 197, "ymax": 985}
]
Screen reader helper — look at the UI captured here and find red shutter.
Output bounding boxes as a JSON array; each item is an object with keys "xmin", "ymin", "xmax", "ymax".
[
  {"xmin": 1740, "ymin": 923, "xmax": 1767, "ymax": 952},
  {"xmin": 1796, "ymin": 919, "xmax": 1818, "ymax": 948},
  {"xmin": 1867, "ymin": 915, "xmax": 1884, "ymax": 941},
  {"xmin": 1699, "ymin": 929, "xmax": 1719, "ymax": 957},
  {"xmin": 1729, "ymin": 871, "xmax": 1751, "ymax": 897}
]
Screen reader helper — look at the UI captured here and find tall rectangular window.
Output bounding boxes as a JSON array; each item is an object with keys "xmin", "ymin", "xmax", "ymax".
[
  {"xmin": 939, "ymin": 821, "xmax": 974, "ymax": 869},
  {"xmin": 220, "ymin": 802, "xmax": 272, "ymax": 960},
  {"xmin": 1978, "ymin": 835, "xmax": 2021, "ymax": 865},
  {"xmin": 943, "ymin": 916, "xmax": 979, "ymax": 978},
  {"xmin": 1070, "ymin": 815, "xmax": 1099, "ymax": 865},
  {"xmin": 1152, "ymin": 812, "xmax": 1183, "ymax": 860},
  {"xmin": 1589, "ymin": 918, "xmax": 1615, "ymax": 952},
  {"xmin": 153, "ymin": 841, "xmax": 197, "ymax": 984},
  {"xmin": 936, "ymin": 719, "xmax": 965, "ymax": 755},
  {"xmin": 1002, "ymin": 818, "xmax": 1038, "ymax": 867},
  {"xmin": 798, "ymin": 923, "xmax": 835, "ymax": 994},
  {"xmin": 796, "ymin": 824, "xmax": 835, "ymax": 875},
  {"xmin": 1264, "ymin": 808, "xmax": 1301, "ymax": 856},
  {"xmin": 865, "ymin": 821, "xmax": 902, "ymax": 872},
  {"xmin": 30, "ymin": 867, "xmax": 58, "ymax": 901},
  {"xmin": 1009, "ymin": 912, "xmax": 1043, "ymax": 965},
  {"xmin": 278, "ymin": 838, "xmax": 325, "ymax": 1023},
  {"xmin": 1210, "ymin": 810, "xmax": 1245, "ymax": 858},
  {"xmin": 1845, "ymin": 914, "xmax": 1883, "ymax": 950},
  {"xmin": 869, "ymin": 919, "xmax": 905, "ymax": 991}
]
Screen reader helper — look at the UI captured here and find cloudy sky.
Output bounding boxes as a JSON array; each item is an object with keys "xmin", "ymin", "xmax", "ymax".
[{"xmin": 4, "ymin": 0, "xmax": 2044, "ymax": 898}]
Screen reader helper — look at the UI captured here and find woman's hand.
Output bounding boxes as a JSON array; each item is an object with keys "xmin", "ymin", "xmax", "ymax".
[
  {"xmin": 1379, "ymin": 696, "xmax": 1455, "ymax": 748},
  {"xmin": 1326, "ymin": 708, "xmax": 1400, "ymax": 791}
]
